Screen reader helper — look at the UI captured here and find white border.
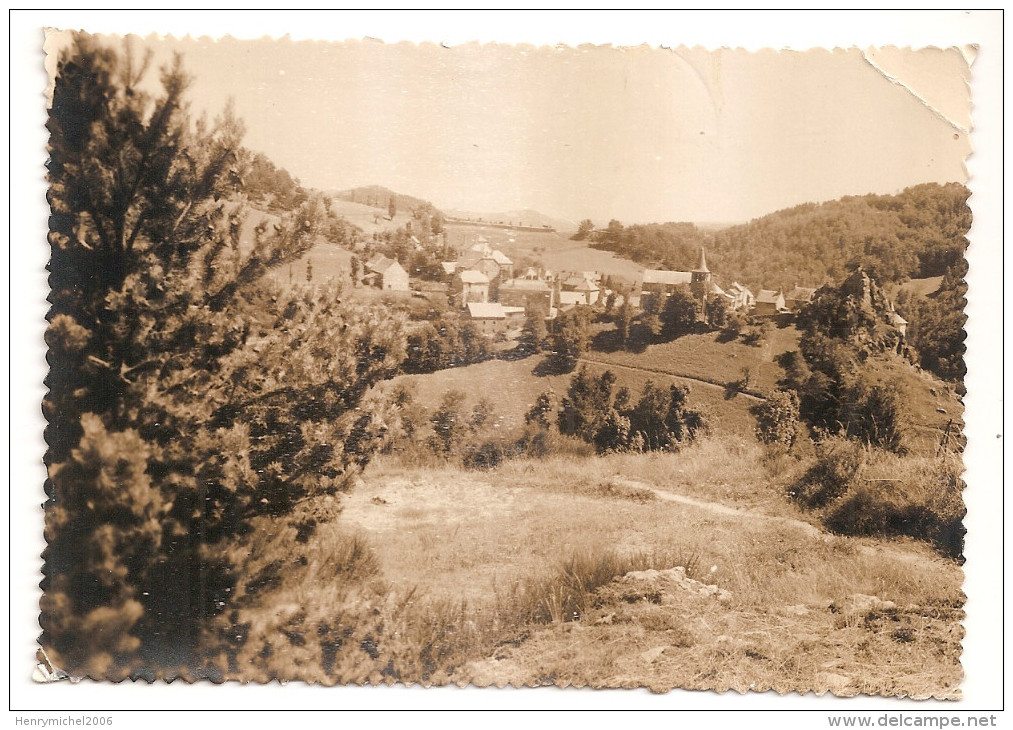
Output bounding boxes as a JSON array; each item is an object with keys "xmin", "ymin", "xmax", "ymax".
[{"xmin": 7, "ymin": 9, "xmax": 1005, "ymax": 719}]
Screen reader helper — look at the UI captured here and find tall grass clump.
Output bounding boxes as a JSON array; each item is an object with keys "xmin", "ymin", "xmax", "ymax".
[
  {"xmin": 789, "ymin": 436, "xmax": 865, "ymax": 509},
  {"xmin": 824, "ymin": 451, "xmax": 965, "ymax": 559},
  {"xmin": 787, "ymin": 435, "xmax": 964, "ymax": 559},
  {"xmin": 515, "ymin": 546, "xmax": 702, "ymax": 625}
]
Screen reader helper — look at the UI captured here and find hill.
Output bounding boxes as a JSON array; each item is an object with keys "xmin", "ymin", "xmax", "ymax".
[
  {"xmin": 333, "ymin": 184, "xmax": 440, "ymax": 215},
  {"xmin": 374, "ymin": 352, "xmax": 759, "ymax": 440},
  {"xmin": 583, "ymin": 183, "xmax": 970, "ymax": 295},
  {"xmin": 326, "ymin": 197, "xmax": 419, "ymax": 237},
  {"xmin": 443, "ymin": 224, "xmax": 643, "ymax": 282}
]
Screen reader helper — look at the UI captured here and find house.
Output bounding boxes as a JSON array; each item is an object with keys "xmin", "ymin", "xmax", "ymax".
[
  {"xmin": 726, "ymin": 282, "xmax": 755, "ymax": 311},
  {"xmin": 364, "ymin": 255, "xmax": 410, "ymax": 292},
  {"xmin": 457, "ymin": 242, "xmax": 514, "ymax": 280},
  {"xmin": 785, "ymin": 285, "xmax": 817, "ymax": 312},
  {"xmin": 753, "ymin": 289, "xmax": 786, "ymax": 316},
  {"xmin": 640, "ymin": 269, "xmax": 693, "ymax": 296},
  {"xmin": 498, "ymin": 277, "xmax": 554, "ymax": 317},
  {"xmin": 890, "ymin": 310, "xmax": 908, "ymax": 338},
  {"xmin": 466, "ymin": 302, "xmax": 526, "ymax": 335},
  {"xmin": 561, "ymin": 273, "xmax": 590, "ymax": 291},
  {"xmin": 556, "ymin": 291, "xmax": 587, "ymax": 311},
  {"xmin": 457, "ymin": 269, "xmax": 490, "ymax": 304},
  {"xmin": 574, "ymin": 277, "xmax": 600, "ymax": 305}
]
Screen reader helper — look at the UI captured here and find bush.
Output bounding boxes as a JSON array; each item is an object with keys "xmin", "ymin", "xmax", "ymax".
[
  {"xmin": 752, "ymin": 390, "xmax": 801, "ymax": 447},
  {"xmin": 789, "ymin": 437, "xmax": 864, "ymax": 509},
  {"xmin": 823, "ymin": 454, "xmax": 965, "ymax": 559},
  {"xmin": 462, "ymin": 436, "xmax": 517, "ymax": 470}
]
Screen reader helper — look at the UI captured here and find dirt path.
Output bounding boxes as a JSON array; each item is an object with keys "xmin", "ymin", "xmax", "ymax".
[
  {"xmin": 578, "ymin": 355, "xmax": 766, "ymax": 401},
  {"xmin": 618, "ymin": 478, "xmax": 825, "ymax": 539},
  {"xmin": 618, "ymin": 478, "xmax": 939, "ymax": 569}
]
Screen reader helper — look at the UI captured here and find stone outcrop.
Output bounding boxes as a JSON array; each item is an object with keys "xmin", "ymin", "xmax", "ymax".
[{"xmin": 599, "ymin": 566, "xmax": 732, "ymax": 606}]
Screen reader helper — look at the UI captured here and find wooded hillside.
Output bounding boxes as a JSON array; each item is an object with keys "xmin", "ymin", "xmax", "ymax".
[{"xmin": 585, "ymin": 183, "xmax": 970, "ymax": 292}]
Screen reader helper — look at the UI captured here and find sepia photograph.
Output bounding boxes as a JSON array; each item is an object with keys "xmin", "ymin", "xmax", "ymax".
[{"xmin": 20, "ymin": 11, "xmax": 1002, "ymax": 715}]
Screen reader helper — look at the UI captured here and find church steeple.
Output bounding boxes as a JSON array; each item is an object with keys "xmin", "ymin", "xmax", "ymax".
[
  {"xmin": 694, "ymin": 247, "xmax": 710, "ymax": 273},
  {"xmin": 690, "ymin": 247, "xmax": 711, "ymax": 301}
]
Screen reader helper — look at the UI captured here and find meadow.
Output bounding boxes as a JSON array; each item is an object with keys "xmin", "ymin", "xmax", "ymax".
[
  {"xmin": 442, "ymin": 222, "xmax": 644, "ymax": 280},
  {"xmin": 373, "ymin": 353, "xmax": 761, "ymax": 439},
  {"xmin": 221, "ymin": 435, "xmax": 964, "ymax": 695}
]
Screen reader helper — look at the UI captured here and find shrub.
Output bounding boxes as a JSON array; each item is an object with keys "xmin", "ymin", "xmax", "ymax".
[
  {"xmin": 462, "ymin": 436, "xmax": 517, "ymax": 470},
  {"xmin": 823, "ymin": 454, "xmax": 965, "ymax": 558},
  {"xmin": 752, "ymin": 389, "xmax": 801, "ymax": 448},
  {"xmin": 789, "ymin": 437, "xmax": 864, "ymax": 509}
]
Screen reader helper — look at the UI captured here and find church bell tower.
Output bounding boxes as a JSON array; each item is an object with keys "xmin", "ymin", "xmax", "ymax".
[{"xmin": 690, "ymin": 247, "xmax": 711, "ymax": 301}]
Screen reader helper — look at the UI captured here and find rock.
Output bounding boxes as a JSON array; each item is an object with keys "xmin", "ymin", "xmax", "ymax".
[
  {"xmin": 830, "ymin": 594, "xmax": 897, "ymax": 616},
  {"xmin": 370, "ymin": 496, "xmax": 388, "ymax": 505},
  {"xmin": 820, "ymin": 672, "xmax": 853, "ymax": 693},
  {"xmin": 640, "ymin": 646, "xmax": 667, "ymax": 663},
  {"xmin": 609, "ymin": 567, "xmax": 733, "ymax": 605}
]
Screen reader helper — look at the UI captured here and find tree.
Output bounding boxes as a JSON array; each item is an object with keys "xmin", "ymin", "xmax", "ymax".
[
  {"xmin": 615, "ymin": 296, "xmax": 634, "ymax": 348},
  {"xmin": 705, "ymin": 297, "xmax": 730, "ymax": 329},
  {"xmin": 572, "ymin": 219, "xmax": 595, "ymax": 241},
  {"xmin": 525, "ymin": 392, "xmax": 555, "ymax": 429},
  {"xmin": 752, "ymin": 389, "xmax": 801, "ymax": 448},
  {"xmin": 558, "ymin": 369, "xmax": 615, "ymax": 442},
  {"xmin": 429, "ymin": 390, "xmax": 467, "ymax": 456},
  {"xmin": 43, "ymin": 35, "xmax": 407, "ymax": 677},
  {"xmin": 557, "ymin": 371, "xmax": 705, "ymax": 454},
  {"xmin": 388, "ymin": 195, "xmax": 397, "ymax": 220},
  {"xmin": 548, "ymin": 306, "xmax": 592, "ymax": 372},
  {"xmin": 519, "ymin": 312, "xmax": 549, "ymax": 354},
  {"xmin": 350, "ymin": 255, "xmax": 361, "ymax": 286},
  {"xmin": 660, "ymin": 287, "xmax": 698, "ymax": 339}
]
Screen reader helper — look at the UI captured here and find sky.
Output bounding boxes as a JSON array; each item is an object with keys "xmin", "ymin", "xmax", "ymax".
[{"xmin": 44, "ymin": 32, "xmax": 971, "ymax": 225}]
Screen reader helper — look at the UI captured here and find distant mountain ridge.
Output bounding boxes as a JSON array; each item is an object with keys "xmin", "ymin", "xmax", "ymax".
[
  {"xmin": 443, "ymin": 208, "xmax": 577, "ymax": 233},
  {"xmin": 332, "ymin": 187, "xmax": 574, "ymax": 233}
]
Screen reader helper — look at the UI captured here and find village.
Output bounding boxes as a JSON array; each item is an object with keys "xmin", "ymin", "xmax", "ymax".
[{"xmin": 353, "ymin": 231, "xmax": 869, "ymax": 342}]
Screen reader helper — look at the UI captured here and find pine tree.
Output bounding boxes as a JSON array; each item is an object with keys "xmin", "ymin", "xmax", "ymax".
[{"xmin": 43, "ymin": 34, "xmax": 406, "ymax": 677}]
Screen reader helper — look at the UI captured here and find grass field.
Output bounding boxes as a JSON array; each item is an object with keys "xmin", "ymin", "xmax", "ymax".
[
  {"xmin": 328, "ymin": 197, "xmax": 419, "ymax": 237},
  {"xmin": 374, "ymin": 353, "xmax": 760, "ymax": 439},
  {"xmin": 590, "ymin": 325, "xmax": 800, "ymax": 396},
  {"xmin": 319, "ymin": 442, "xmax": 963, "ymax": 695},
  {"xmin": 443, "ymin": 224, "xmax": 644, "ymax": 281},
  {"xmin": 884, "ymin": 276, "xmax": 944, "ymax": 300}
]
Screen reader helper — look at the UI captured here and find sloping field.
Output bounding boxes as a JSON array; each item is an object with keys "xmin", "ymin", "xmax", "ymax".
[
  {"xmin": 375, "ymin": 354, "xmax": 758, "ymax": 438},
  {"xmin": 590, "ymin": 326, "xmax": 800, "ymax": 397},
  {"xmin": 443, "ymin": 224, "xmax": 643, "ymax": 281},
  {"xmin": 884, "ymin": 275, "xmax": 944, "ymax": 300},
  {"xmin": 328, "ymin": 197, "xmax": 418, "ymax": 237}
]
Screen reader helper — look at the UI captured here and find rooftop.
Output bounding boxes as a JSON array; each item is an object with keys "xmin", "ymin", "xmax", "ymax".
[
  {"xmin": 467, "ymin": 302, "xmax": 506, "ymax": 319},
  {"xmin": 642, "ymin": 269, "xmax": 692, "ymax": 286},
  {"xmin": 459, "ymin": 269, "xmax": 490, "ymax": 284},
  {"xmin": 501, "ymin": 278, "xmax": 551, "ymax": 291}
]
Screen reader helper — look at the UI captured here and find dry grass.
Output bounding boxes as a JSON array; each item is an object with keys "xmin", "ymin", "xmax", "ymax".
[
  {"xmin": 590, "ymin": 326, "xmax": 800, "ymax": 396},
  {"xmin": 217, "ymin": 433, "xmax": 963, "ymax": 694},
  {"xmin": 376, "ymin": 354, "xmax": 761, "ymax": 439}
]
